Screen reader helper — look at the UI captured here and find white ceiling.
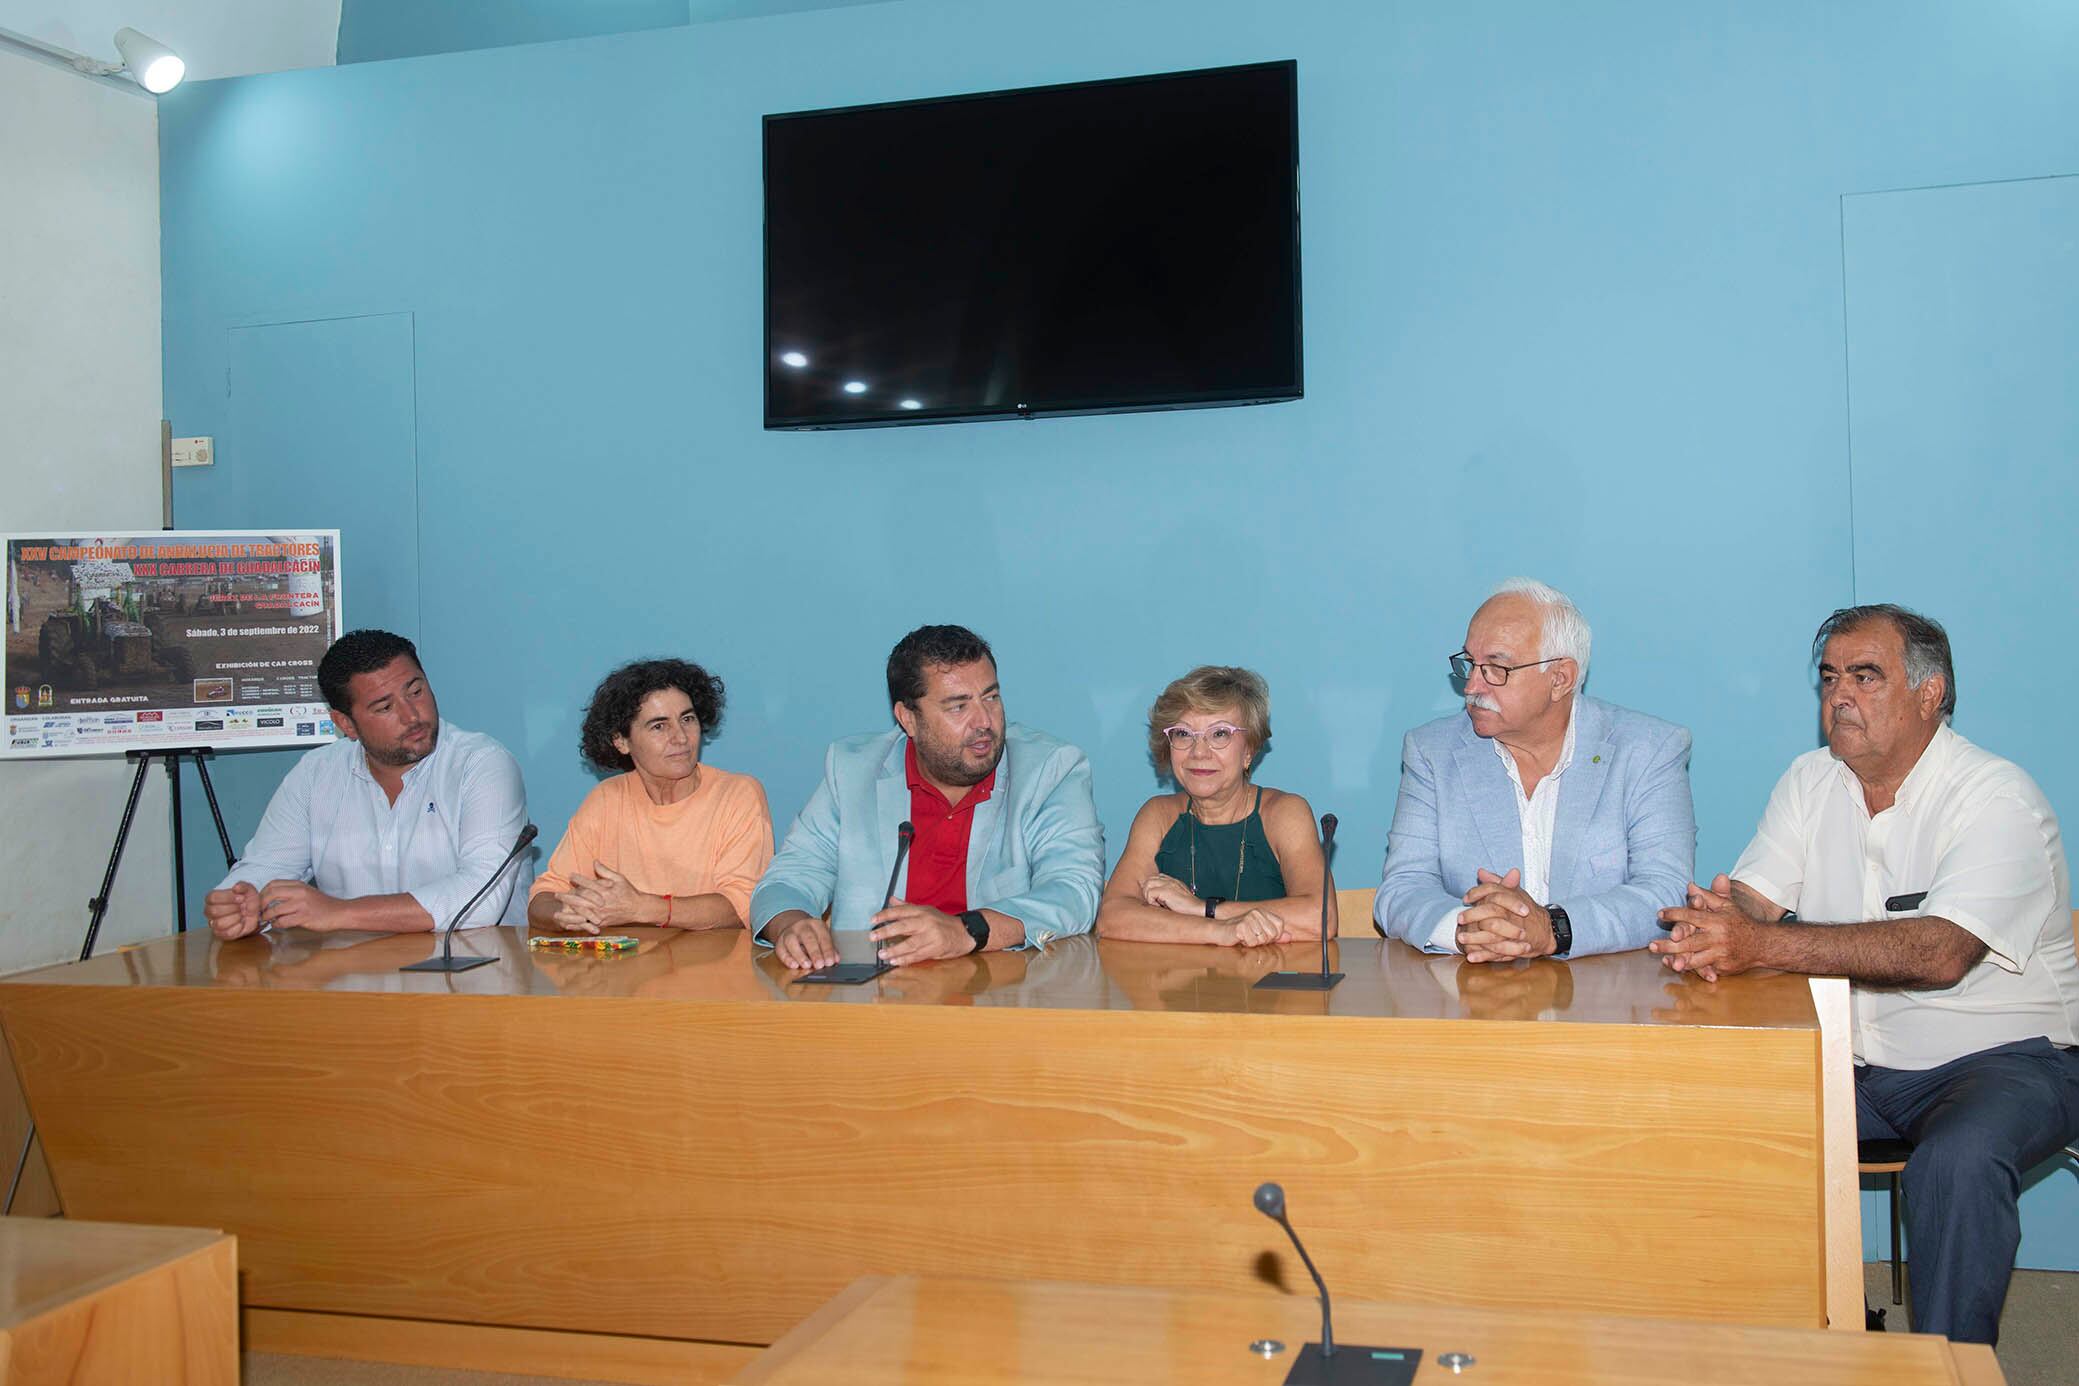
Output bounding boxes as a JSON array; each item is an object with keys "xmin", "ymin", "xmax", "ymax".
[
  {"xmin": 0, "ymin": 0, "xmax": 341, "ymax": 81},
  {"xmin": 0, "ymin": 1, "xmax": 904, "ymax": 82}
]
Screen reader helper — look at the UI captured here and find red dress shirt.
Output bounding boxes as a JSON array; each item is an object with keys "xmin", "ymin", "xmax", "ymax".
[{"xmin": 903, "ymin": 740, "xmax": 997, "ymax": 914}]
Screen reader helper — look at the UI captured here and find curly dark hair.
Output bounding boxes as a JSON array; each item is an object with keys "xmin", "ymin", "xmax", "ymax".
[
  {"xmin": 886, "ymin": 625, "xmax": 995, "ymax": 709},
  {"xmin": 579, "ymin": 659, "xmax": 726, "ymax": 773},
  {"xmin": 319, "ymin": 629, "xmax": 421, "ymax": 713}
]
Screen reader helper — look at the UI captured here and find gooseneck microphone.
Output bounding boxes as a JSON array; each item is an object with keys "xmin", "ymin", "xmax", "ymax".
[
  {"xmin": 800, "ymin": 820, "xmax": 912, "ymax": 985},
  {"xmin": 873, "ymin": 822, "xmax": 914, "ymax": 964},
  {"xmin": 874, "ymin": 821, "xmax": 915, "ymax": 967},
  {"xmin": 1249, "ymin": 1182, "xmax": 1414, "ymax": 1383},
  {"xmin": 1254, "ymin": 812, "xmax": 1345, "ymax": 991},
  {"xmin": 1254, "ymin": 1182, "xmax": 1335, "ymax": 1358},
  {"xmin": 401, "ymin": 823, "xmax": 537, "ymax": 974},
  {"xmin": 882, "ymin": 820, "xmax": 915, "ymax": 912},
  {"xmin": 1316, "ymin": 813, "xmax": 1338, "ymax": 977}
]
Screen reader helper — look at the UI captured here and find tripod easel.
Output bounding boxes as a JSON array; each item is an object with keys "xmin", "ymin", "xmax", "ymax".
[{"xmin": 4, "ymin": 746, "xmax": 237, "ymax": 1213}]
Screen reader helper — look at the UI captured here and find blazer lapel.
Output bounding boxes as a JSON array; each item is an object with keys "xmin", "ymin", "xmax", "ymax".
[
  {"xmin": 1546, "ymin": 698, "xmax": 1612, "ymax": 902},
  {"xmin": 1452, "ymin": 727, "xmax": 1523, "ymax": 878},
  {"xmin": 876, "ymin": 741, "xmax": 911, "ymax": 903},
  {"xmin": 967, "ymin": 730, "xmax": 1011, "ymax": 896}
]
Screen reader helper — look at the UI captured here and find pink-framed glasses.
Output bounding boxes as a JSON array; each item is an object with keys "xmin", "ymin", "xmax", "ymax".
[{"xmin": 1162, "ymin": 722, "xmax": 1244, "ymax": 752}]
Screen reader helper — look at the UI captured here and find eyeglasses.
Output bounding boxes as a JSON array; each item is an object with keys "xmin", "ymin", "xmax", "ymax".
[
  {"xmin": 1449, "ymin": 651, "xmax": 1564, "ymax": 686},
  {"xmin": 1162, "ymin": 723, "xmax": 1244, "ymax": 752}
]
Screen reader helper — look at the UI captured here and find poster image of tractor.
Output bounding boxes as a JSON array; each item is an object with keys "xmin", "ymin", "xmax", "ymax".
[{"xmin": 35, "ymin": 559, "xmax": 196, "ymax": 692}]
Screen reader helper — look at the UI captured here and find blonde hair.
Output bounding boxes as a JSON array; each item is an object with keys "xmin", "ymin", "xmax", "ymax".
[{"xmin": 1146, "ymin": 666, "xmax": 1271, "ymax": 776}]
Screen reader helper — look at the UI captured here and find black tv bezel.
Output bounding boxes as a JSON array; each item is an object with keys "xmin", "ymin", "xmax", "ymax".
[{"xmin": 762, "ymin": 59, "xmax": 1304, "ymax": 431}]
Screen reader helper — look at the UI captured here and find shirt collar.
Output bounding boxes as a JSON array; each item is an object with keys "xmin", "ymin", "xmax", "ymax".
[
  {"xmin": 1892, "ymin": 721, "xmax": 1956, "ymax": 811},
  {"xmin": 347, "ymin": 720, "xmax": 444, "ymax": 788},
  {"xmin": 904, "ymin": 737, "xmax": 997, "ymax": 812},
  {"xmin": 1829, "ymin": 719, "xmax": 1954, "ymax": 813},
  {"xmin": 1489, "ymin": 701, "xmax": 1578, "ymax": 790}
]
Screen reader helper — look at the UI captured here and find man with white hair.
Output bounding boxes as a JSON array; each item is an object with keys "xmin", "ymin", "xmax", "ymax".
[{"xmin": 1376, "ymin": 578, "xmax": 1695, "ymax": 961}]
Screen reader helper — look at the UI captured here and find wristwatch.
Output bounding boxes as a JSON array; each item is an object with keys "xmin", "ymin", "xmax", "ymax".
[
  {"xmin": 1547, "ymin": 904, "xmax": 1573, "ymax": 958},
  {"xmin": 1203, "ymin": 897, "xmax": 1226, "ymax": 919},
  {"xmin": 958, "ymin": 909, "xmax": 990, "ymax": 955}
]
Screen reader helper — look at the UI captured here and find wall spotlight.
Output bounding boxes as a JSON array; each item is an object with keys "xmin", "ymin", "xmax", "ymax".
[
  {"xmin": 0, "ymin": 23, "xmax": 184, "ymax": 93},
  {"xmin": 842, "ymin": 381, "xmax": 868, "ymax": 395},
  {"xmin": 780, "ymin": 351, "xmax": 809, "ymax": 368},
  {"xmin": 112, "ymin": 27, "xmax": 184, "ymax": 92}
]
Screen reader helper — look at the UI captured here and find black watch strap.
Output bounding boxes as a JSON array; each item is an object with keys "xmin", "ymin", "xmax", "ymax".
[
  {"xmin": 1203, "ymin": 896, "xmax": 1226, "ymax": 919},
  {"xmin": 1548, "ymin": 904, "xmax": 1573, "ymax": 957},
  {"xmin": 959, "ymin": 909, "xmax": 990, "ymax": 955}
]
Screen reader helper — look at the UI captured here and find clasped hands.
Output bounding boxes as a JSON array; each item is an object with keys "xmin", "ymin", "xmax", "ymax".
[
  {"xmin": 547, "ymin": 862, "xmax": 658, "ymax": 934},
  {"xmin": 1140, "ymin": 872, "xmax": 1287, "ymax": 947},
  {"xmin": 204, "ymin": 879, "xmax": 347, "ymax": 939},
  {"xmin": 1453, "ymin": 867, "xmax": 1554, "ymax": 962},
  {"xmin": 1649, "ymin": 874, "xmax": 1774, "ymax": 982}
]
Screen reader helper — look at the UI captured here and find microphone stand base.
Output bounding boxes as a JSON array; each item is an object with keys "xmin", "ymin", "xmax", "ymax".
[
  {"xmin": 794, "ymin": 961, "xmax": 894, "ymax": 986},
  {"xmin": 1253, "ymin": 971, "xmax": 1345, "ymax": 991},
  {"xmin": 1280, "ymin": 1341, "xmax": 1421, "ymax": 1385},
  {"xmin": 400, "ymin": 954, "xmax": 498, "ymax": 973}
]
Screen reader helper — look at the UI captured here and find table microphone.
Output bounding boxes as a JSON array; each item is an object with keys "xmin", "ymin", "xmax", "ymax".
[
  {"xmin": 873, "ymin": 820, "xmax": 915, "ymax": 965},
  {"xmin": 400, "ymin": 823, "xmax": 537, "ymax": 974},
  {"xmin": 799, "ymin": 820, "xmax": 911, "ymax": 985},
  {"xmin": 1255, "ymin": 1182, "xmax": 1335, "ymax": 1358},
  {"xmin": 1252, "ymin": 1182, "xmax": 1417, "ymax": 1384},
  {"xmin": 882, "ymin": 820, "xmax": 915, "ymax": 912},
  {"xmin": 1253, "ymin": 813, "xmax": 1344, "ymax": 991},
  {"xmin": 1317, "ymin": 813, "xmax": 1338, "ymax": 977}
]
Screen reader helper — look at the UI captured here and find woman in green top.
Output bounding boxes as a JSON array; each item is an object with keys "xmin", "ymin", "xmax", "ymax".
[{"xmin": 1096, "ymin": 666, "xmax": 1337, "ymax": 946}]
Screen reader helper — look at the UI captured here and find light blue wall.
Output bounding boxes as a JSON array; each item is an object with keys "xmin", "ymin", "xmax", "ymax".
[
  {"xmin": 1840, "ymin": 172, "xmax": 2079, "ymax": 1273},
  {"xmin": 333, "ymin": 0, "xmax": 896, "ymax": 64},
  {"xmin": 159, "ymin": 0, "xmax": 2079, "ymax": 1267},
  {"xmin": 336, "ymin": 0, "xmax": 690, "ymax": 64},
  {"xmin": 685, "ymin": 0, "xmax": 895, "ymax": 21}
]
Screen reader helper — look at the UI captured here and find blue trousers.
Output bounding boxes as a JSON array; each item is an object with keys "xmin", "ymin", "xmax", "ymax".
[{"xmin": 1855, "ymin": 1036, "xmax": 2079, "ymax": 1345}]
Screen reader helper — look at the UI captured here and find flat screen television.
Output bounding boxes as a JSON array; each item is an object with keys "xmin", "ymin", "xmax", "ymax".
[{"xmin": 763, "ymin": 60, "xmax": 1302, "ymax": 430}]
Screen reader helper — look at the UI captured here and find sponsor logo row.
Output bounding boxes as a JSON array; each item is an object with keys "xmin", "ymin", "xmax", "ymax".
[{"xmin": 8, "ymin": 705, "xmax": 330, "ymax": 749}]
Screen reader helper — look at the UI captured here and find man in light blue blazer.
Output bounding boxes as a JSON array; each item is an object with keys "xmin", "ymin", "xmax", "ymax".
[
  {"xmin": 1376, "ymin": 579, "xmax": 1694, "ymax": 961},
  {"xmin": 751, "ymin": 625, "xmax": 1104, "ymax": 971}
]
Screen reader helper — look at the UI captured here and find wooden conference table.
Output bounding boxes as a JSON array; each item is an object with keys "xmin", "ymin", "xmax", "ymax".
[
  {"xmin": 0, "ymin": 928, "xmax": 1839, "ymax": 1382},
  {"xmin": 738, "ymin": 1276, "xmax": 2001, "ymax": 1386},
  {"xmin": 0, "ymin": 1216, "xmax": 236, "ymax": 1385}
]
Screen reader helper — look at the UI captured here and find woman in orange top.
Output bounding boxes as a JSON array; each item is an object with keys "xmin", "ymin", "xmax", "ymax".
[{"xmin": 529, "ymin": 659, "xmax": 773, "ymax": 934}]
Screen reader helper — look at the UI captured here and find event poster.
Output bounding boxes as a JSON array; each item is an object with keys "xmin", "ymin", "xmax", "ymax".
[{"xmin": 4, "ymin": 531, "xmax": 343, "ymax": 758}]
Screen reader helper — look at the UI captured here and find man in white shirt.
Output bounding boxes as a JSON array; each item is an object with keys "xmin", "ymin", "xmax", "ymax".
[
  {"xmin": 1376, "ymin": 578, "xmax": 1696, "ymax": 961},
  {"xmin": 1654, "ymin": 604, "xmax": 2079, "ymax": 1345},
  {"xmin": 204, "ymin": 630, "xmax": 530, "ymax": 939}
]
